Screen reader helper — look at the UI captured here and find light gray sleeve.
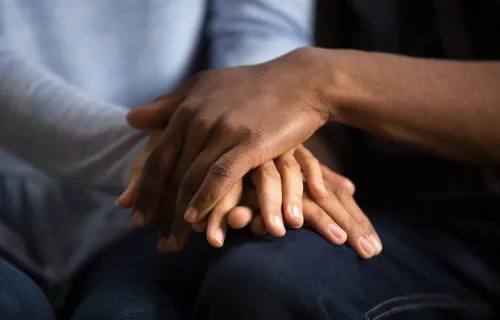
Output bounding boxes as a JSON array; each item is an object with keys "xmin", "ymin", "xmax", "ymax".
[
  {"xmin": 209, "ymin": 0, "xmax": 315, "ymax": 68},
  {"xmin": 0, "ymin": 39, "xmax": 146, "ymax": 192}
]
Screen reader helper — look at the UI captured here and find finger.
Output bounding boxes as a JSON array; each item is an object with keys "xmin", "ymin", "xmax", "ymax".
[
  {"xmin": 240, "ymin": 187, "xmax": 259, "ymax": 208},
  {"xmin": 156, "ymin": 191, "xmax": 179, "ymax": 252},
  {"xmin": 249, "ymin": 215, "xmax": 267, "ymax": 236},
  {"xmin": 333, "ymin": 188, "xmax": 382, "ymax": 254},
  {"xmin": 206, "ymin": 181, "xmax": 243, "ymax": 248},
  {"xmin": 126, "ymin": 82, "xmax": 190, "ymax": 129},
  {"xmin": 181, "ymin": 141, "xmax": 253, "ymax": 223},
  {"xmin": 192, "ymin": 219, "xmax": 208, "ymax": 233},
  {"xmin": 132, "ymin": 128, "xmax": 183, "ymax": 227},
  {"xmin": 294, "ymin": 145, "xmax": 328, "ymax": 198},
  {"xmin": 275, "ymin": 151, "xmax": 303, "ymax": 228},
  {"xmin": 302, "ymin": 195, "xmax": 347, "ymax": 245},
  {"xmin": 116, "ymin": 177, "xmax": 138, "ymax": 209},
  {"xmin": 312, "ymin": 190, "xmax": 377, "ymax": 259},
  {"xmin": 170, "ymin": 114, "xmax": 215, "ymax": 236},
  {"xmin": 251, "ymin": 162, "xmax": 286, "ymax": 237},
  {"xmin": 227, "ymin": 206, "xmax": 254, "ymax": 230},
  {"xmin": 320, "ymin": 165, "xmax": 356, "ymax": 196},
  {"xmin": 117, "ymin": 132, "xmax": 162, "ymax": 209},
  {"xmin": 158, "ymin": 219, "xmax": 192, "ymax": 254}
]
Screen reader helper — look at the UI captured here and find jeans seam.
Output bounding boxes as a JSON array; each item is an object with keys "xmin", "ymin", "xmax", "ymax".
[{"xmin": 365, "ymin": 294, "xmax": 492, "ymax": 320}]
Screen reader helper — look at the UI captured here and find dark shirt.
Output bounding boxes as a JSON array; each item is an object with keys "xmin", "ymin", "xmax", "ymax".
[{"xmin": 315, "ymin": 0, "xmax": 500, "ymax": 201}]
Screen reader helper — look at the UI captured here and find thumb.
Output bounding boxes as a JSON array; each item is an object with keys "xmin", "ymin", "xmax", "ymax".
[{"xmin": 126, "ymin": 82, "xmax": 190, "ymax": 129}]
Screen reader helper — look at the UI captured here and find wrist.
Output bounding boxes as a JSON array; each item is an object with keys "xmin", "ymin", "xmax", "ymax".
[{"xmin": 314, "ymin": 49, "xmax": 371, "ymax": 124}]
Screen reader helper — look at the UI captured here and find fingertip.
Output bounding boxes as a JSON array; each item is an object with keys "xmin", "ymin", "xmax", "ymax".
[
  {"xmin": 184, "ymin": 206, "xmax": 199, "ymax": 223},
  {"xmin": 208, "ymin": 228, "xmax": 225, "ymax": 248},
  {"xmin": 328, "ymin": 223, "xmax": 347, "ymax": 244},
  {"xmin": 284, "ymin": 204, "xmax": 303, "ymax": 228},
  {"xmin": 250, "ymin": 216, "xmax": 267, "ymax": 236},
  {"xmin": 227, "ymin": 206, "xmax": 253, "ymax": 229},
  {"xmin": 131, "ymin": 211, "xmax": 145, "ymax": 227},
  {"xmin": 157, "ymin": 235, "xmax": 178, "ymax": 253},
  {"xmin": 192, "ymin": 220, "xmax": 207, "ymax": 233},
  {"xmin": 358, "ymin": 235, "xmax": 377, "ymax": 259},
  {"xmin": 268, "ymin": 215, "xmax": 286, "ymax": 237},
  {"xmin": 369, "ymin": 234, "xmax": 383, "ymax": 255}
]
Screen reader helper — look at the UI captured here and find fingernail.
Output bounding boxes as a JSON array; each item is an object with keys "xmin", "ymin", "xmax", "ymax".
[
  {"xmin": 184, "ymin": 207, "xmax": 198, "ymax": 222},
  {"xmin": 273, "ymin": 215, "xmax": 284, "ymax": 230},
  {"xmin": 328, "ymin": 224, "xmax": 347, "ymax": 241},
  {"xmin": 359, "ymin": 235, "xmax": 376, "ymax": 256},
  {"xmin": 132, "ymin": 211, "xmax": 144, "ymax": 227},
  {"xmin": 214, "ymin": 228, "xmax": 225, "ymax": 246},
  {"xmin": 291, "ymin": 205, "xmax": 302, "ymax": 220},
  {"xmin": 370, "ymin": 234, "xmax": 382, "ymax": 253}
]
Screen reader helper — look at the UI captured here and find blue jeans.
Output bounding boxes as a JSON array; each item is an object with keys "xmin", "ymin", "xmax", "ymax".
[{"xmin": 1, "ymin": 200, "xmax": 499, "ymax": 319}]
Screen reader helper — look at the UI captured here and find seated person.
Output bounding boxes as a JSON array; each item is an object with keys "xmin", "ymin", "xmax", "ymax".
[
  {"xmin": 1, "ymin": 0, "xmax": 370, "ymax": 319},
  {"xmin": 126, "ymin": 0, "xmax": 500, "ymax": 319}
]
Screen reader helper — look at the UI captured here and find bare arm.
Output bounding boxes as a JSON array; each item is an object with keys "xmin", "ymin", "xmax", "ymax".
[{"xmin": 316, "ymin": 49, "xmax": 500, "ymax": 165}]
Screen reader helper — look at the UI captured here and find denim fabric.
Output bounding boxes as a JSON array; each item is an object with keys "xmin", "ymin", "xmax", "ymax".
[
  {"xmin": 0, "ymin": 258, "xmax": 55, "ymax": 319},
  {"xmin": 0, "ymin": 199, "xmax": 497, "ymax": 319},
  {"xmin": 60, "ymin": 199, "xmax": 499, "ymax": 320}
]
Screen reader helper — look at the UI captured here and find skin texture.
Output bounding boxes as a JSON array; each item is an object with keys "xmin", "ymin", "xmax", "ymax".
[
  {"xmin": 317, "ymin": 49, "xmax": 500, "ymax": 165},
  {"xmin": 125, "ymin": 47, "xmax": 500, "ymax": 258}
]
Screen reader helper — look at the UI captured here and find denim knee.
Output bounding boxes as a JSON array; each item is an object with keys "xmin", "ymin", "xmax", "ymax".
[
  {"xmin": 0, "ymin": 259, "xmax": 55, "ymax": 320},
  {"xmin": 69, "ymin": 286, "xmax": 183, "ymax": 320},
  {"xmin": 194, "ymin": 230, "xmax": 353, "ymax": 319}
]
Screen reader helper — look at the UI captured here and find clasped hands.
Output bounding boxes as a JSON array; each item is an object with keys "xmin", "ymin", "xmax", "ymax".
[{"xmin": 116, "ymin": 49, "xmax": 383, "ymax": 259}]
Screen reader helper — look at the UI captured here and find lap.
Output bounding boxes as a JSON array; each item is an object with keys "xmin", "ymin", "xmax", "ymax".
[
  {"xmin": 62, "ymin": 229, "xmax": 213, "ymax": 320},
  {"xmin": 0, "ymin": 255, "xmax": 55, "ymax": 319},
  {"xmin": 60, "ymin": 205, "xmax": 500, "ymax": 320},
  {"xmin": 195, "ymin": 208, "xmax": 499, "ymax": 320}
]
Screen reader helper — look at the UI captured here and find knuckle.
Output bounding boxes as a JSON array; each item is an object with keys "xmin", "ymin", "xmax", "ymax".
[
  {"xmin": 192, "ymin": 116, "xmax": 212, "ymax": 133},
  {"xmin": 290, "ymin": 191, "xmax": 303, "ymax": 201},
  {"xmin": 279, "ymin": 159, "xmax": 301, "ymax": 172},
  {"xmin": 311, "ymin": 207, "xmax": 326, "ymax": 219},
  {"xmin": 261, "ymin": 168, "xmax": 281, "ymax": 183},
  {"xmin": 307, "ymin": 156, "xmax": 320, "ymax": 167},
  {"xmin": 211, "ymin": 161, "xmax": 235, "ymax": 181},
  {"xmin": 332, "ymin": 188, "xmax": 349, "ymax": 200}
]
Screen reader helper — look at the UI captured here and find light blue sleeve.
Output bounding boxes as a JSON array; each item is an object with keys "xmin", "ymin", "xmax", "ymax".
[
  {"xmin": 209, "ymin": 0, "xmax": 315, "ymax": 68},
  {"xmin": 0, "ymin": 39, "xmax": 146, "ymax": 192}
]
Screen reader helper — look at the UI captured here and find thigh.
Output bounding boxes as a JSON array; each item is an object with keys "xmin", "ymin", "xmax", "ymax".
[
  {"xmin": 62, "ymin": 229, "xmax": 214, "ymax": 320},
  {"xmin": 194, "ymin": 211, "xmax": 498, "ymax": 320},
  {"xmin": 0, "ymin": 255, "xmax": 55, "ymax": 320}
]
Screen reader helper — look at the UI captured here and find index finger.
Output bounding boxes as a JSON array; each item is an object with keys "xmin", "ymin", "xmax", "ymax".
[
  {"xmin": 132, "ymin": 128, "xmax": 182, "ymax": 225},
  {"xmin": 182, "ymin": 144, "xmax": 255, "ymax": 223}
]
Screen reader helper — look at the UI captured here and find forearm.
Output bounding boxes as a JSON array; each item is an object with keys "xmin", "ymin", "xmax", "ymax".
[
  {"xmin": 0, "ymin": 42, "xmax": 145, "ymax": 192},
  {"xmin": 209, "ymin": 0, "xmax": 314, "ymax": 68},
  {"xmin": 316, "ymin": 49, "xmax": 500, "ymax": 165}
]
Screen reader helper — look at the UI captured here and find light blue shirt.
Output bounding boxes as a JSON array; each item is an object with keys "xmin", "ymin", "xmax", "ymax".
[{"xmin": 0, "ymin": 0, "xmax": 314, "ymax": 303}]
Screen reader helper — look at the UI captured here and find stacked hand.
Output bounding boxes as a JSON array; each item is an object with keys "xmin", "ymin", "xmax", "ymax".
[
  {"xmin": 117, "ymin": 48, "xmax": 382, "ymax": 258},
  {"xmin": 117, "ymin": 132, "xmax": 382, "ymax": 259}
]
